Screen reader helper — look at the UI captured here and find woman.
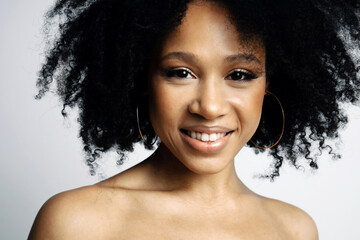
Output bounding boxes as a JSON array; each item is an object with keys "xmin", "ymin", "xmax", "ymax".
[{"xmin": 29, "ymin": 0, "xmax": 359, "ymax": 239}]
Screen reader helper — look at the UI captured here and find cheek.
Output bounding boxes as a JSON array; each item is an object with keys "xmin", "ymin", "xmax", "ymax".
[
  {"xmin": 232, "ymin": 86, "xmax": 265, "ymax": 134},
  {"xmin": 150, "ymin": 85, "xmax": 167, "ymax": 124},
  {"xmin": 252, "ymin": 90, "xmax": 265, "ymax": 118},
  {"xmin": 149, "ymin": 83, "xmax": 182, "ymax": 132}
]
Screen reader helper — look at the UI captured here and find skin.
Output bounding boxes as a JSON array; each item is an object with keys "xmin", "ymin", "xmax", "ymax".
[{"xmin": 28, "ymin": 1, "xmax": 319, "ymax": 239}]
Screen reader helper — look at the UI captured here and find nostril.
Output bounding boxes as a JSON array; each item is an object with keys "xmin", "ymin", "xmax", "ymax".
[{"xmin": 188, "ymin": 88, "xmax": 228, "ymax": 120}]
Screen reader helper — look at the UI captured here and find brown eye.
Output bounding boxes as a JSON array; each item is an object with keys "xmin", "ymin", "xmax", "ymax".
[
  {"xmin": 165, "ymin": 69, "xmax": 194, "ymax": 79},
  {"xmin": 226, "ymin": 70, "xmax": 256, "ymax": 81}
]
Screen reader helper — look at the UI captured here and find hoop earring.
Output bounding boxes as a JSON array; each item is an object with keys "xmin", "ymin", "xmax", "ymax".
[
  {"xmin": 136, "ymin": 106, "xmax": 158, "ymax": 147},
  {"xmin": 250, "ymin": 91, "xmax": 285, "ymax": 149}
]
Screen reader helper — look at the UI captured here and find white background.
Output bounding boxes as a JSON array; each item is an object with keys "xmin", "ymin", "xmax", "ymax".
[{"xmin": 0, "ymin": 0, "xmax": 359, "ymax": 239}]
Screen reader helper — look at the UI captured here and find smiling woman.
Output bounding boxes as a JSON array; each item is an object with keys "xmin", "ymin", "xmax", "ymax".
[
  {"xmin": 149, "ymin": 4, "xmax": 266, "ymax": 175},
  {"xmin": 28, "ymin": 0, "xmax": 359, "ymax": 239}
]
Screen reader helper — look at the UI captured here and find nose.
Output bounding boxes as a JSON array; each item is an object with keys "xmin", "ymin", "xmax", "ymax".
[{"xmin": 188, "ymin": 77, "xmax": 229, "ymax": 120}]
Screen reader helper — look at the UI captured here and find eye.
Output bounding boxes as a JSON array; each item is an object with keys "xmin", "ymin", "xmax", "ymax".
[
  {"xmin": 226, "ymin": 70, "xmax": 256, "ymax": 81},
  {"xmin": 164, "ymin": 68, "xmax": 195, "ymax": 79}
]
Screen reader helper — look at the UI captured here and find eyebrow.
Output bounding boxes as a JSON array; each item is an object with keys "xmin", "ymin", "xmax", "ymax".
[
  {"xmin": 160, "ymin": 51, "xmax": 262, "ymax": 65},
  {"xmin": 225, "ymin": 53, "xmax": 261, "ymax": 64},
  {"xmin": 160, "ymin": 52, "xmax": 198, "ymax": 63}
]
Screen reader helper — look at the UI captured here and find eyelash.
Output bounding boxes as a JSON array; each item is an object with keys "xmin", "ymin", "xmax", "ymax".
[
  {"xmin": 164, "ymin": 68, "xmax": 194, "ymax": 79},
  {"xmin": 163, "ymin": 68, "xmax": 257, "ymax": 81}
]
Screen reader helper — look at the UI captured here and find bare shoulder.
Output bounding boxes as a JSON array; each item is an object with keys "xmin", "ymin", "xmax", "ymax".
[
  {"xmin": 263, "ymin": 197, "xmax": 319, "ymax": 240},
  {"xmin": 28, "ymin": 184, "xmax": 129, "ymax": 240},
  {"xmin": 28, "ymin": 161, "xmax": 155, "ymax": 239}
]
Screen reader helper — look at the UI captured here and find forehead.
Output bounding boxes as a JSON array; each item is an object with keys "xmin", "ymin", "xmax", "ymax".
[{"xmin": 158, "ymin": 0, "xmax": 265, "ymax": 63}]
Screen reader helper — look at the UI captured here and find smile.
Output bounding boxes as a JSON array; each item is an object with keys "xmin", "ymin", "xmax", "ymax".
[
  {"xmin": 180, "ymin": 128, "xmax": 234, "ymax": 153},
  {"xmin": 186, "ymin": 131, "xmax": 226, "ymax": 142}
]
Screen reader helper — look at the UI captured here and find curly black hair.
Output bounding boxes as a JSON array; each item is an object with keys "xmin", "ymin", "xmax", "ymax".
[{"xmin": 36, "ymin": 0, "xmax": 360, "ymax": 179}]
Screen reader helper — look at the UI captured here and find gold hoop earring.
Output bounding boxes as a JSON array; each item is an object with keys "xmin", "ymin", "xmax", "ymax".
[
  {"xmin": 136, "ymin": 106, "xmax": 158, "ymax": 147},
  {"xmin": 250, "ymin": 91, "xmax": 285, "ymax": 149}
]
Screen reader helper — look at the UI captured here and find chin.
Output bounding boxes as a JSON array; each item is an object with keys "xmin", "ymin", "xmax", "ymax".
[{"xmin": 179, "ymin": 155, "xmax": 235, "ymax": 175}]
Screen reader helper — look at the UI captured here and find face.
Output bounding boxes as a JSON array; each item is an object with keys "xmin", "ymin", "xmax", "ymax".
[{"xmin": 149, "ymin": 0, "xmax": 266, "ymax": 174}]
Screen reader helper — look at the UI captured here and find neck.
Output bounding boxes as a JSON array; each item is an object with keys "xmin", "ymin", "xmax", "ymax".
[{"xmin": 145, "ymin": 143, "xmax": 250, "ymax": 201}]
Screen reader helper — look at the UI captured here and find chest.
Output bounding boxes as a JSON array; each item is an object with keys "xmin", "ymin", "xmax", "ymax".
[
  {"xmin": 111, "ymin": 206, "xmax": 293, "ymax": 240},
  {"xmin": 91, "ymin": 191, "xmax": 295, "ymax": 240},
  {"xmin": 120, "ymin": 221, "xmax": 289, "ymax": 240}
]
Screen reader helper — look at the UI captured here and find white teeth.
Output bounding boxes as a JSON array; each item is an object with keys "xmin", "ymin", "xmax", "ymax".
[
  {"xmin": 209, "ymin": 133, "xmax": 217, "ymax": 141},
  {"xmin": 187, "ymin": 131, "xmax": 227, "ymax": 142},
  {"xmin": 201, "ymin": 133, "xmax": 209, "ymax": 141}
]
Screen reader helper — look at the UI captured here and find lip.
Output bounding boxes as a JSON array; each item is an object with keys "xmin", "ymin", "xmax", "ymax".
[
  {"xmin": 180, "ymin": 126, "xmax": 234, "ymax": 153},
  {"xmin": 181, "ymin": 126, "xmax": 233, "ymax": 134}
]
